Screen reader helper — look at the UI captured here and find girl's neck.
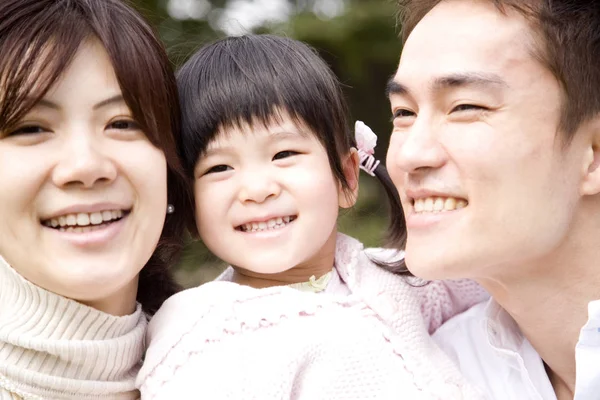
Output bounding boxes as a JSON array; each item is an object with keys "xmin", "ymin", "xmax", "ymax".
[{"xmin": 231, "ymin": 230, "xmax": 338, "ymax": 289}]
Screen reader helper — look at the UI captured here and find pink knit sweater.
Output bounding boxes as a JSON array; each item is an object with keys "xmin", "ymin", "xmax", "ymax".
[{"xmin": 137, "ymin": 234, "xmax": 488, "ymax": 399}]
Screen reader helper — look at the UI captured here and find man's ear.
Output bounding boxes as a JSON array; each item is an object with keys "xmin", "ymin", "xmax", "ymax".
[
  {"xmin": 339, "ymin": 148, "xmax": 360, "ymax": 208},
  {"xmin": 580, "ymin": 116, "xmax": 600, "ymax": 196}
]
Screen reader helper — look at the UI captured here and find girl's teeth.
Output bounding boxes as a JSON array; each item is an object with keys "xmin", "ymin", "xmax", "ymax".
[
  {"xmin": 242, "ymin": 216, "xmax": 295, "ymax": 232},
  {"xmin": 413, "ymin": 197, "xmax": 468, "ymax": 214}
]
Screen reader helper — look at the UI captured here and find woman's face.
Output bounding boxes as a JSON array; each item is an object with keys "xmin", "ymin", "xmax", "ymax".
[{"xmin": 0, "ymin": 40, "xmax": 168, "ymax": 315}]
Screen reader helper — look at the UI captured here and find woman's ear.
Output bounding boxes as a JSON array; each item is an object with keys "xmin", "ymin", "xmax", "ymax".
[
  {"xmin": 580, "ymin": 116, "xmax": 600, "ymax": 196},
  {"xmin": 339, "ymin": 148, "xmax": 360, "ymax": 208}
]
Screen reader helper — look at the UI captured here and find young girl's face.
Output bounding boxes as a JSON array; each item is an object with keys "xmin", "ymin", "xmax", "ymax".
[{"xmin": 194, "ymin": 112, "xmax": 355, "ymax": 276}]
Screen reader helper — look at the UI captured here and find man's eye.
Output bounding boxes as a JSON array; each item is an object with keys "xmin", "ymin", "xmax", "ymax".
[
  {"xmin": 205, "ymin": 165, "xmax": 232, "ymax": 174},
  {"xmin": 273, "ymin": 151, "xmax": 299, "ymax": 160},
  {"xmin": 451, "ymin": 104, "xmax": 488, "ymax": 112},
  {"xmin": 392, "ymin": 109, "xmax": 416, "ymax": 119}
]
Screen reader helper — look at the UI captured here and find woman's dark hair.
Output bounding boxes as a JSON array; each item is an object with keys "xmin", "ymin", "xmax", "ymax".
[
  {"xmin": 0, "ymin": 0, "xmax": 194, "ymax": 314},
  {"xmin": 177, "ymin": 34, "xmax": 408, "ymax": 274}
]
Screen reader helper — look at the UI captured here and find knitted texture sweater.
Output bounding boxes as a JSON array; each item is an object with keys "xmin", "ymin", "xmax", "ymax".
[
  {"xmin": 0, "ymin": 257, "xmax": 147, "ymax": 400},
  {"xmin": 138, "ymin": 234, "xmax": 489, "ymax": 399}
]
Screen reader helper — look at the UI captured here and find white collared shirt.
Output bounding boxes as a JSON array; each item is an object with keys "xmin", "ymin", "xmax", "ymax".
[{"xmin": 432, "ymin": 299, "xmax": 600, "ymax": 400}]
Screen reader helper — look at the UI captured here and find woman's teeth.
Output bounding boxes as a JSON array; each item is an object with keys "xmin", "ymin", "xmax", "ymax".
[
  {"xmin": 240, "ymin": 216, "xmax": 295, "ymax": 232},
  {"xmin": 43, "ymin": 210, "xmax": 124, "ymax": 231},
  {"xmin": 413, "ymin": 197, "xmax": 467, "ymax": 213}
]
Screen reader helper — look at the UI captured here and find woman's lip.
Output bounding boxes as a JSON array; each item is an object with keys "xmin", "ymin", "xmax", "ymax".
[
  {"xmin": 43, "ymin": 214, "xmax": 128, "ymax": 248},
  {"xmin": 40, "ymin": 203, "xmax": 132, "ymax": 221}
]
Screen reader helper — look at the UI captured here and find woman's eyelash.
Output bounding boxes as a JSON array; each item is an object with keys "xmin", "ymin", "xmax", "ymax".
[
  {"xmin": 107, "ymin": 119, "xmax": 140, "ymax": 130},
  {"xmin": 7, "ymin": 125, "xmax": 48, "ymax": 136}
]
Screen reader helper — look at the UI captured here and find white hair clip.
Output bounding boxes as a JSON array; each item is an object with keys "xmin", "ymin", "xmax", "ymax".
[{"xmin": 355, "ymin": 120, "xmax": 380, "ymax": 176}]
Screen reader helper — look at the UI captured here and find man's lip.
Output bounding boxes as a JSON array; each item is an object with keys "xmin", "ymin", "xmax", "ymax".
[
  {"xmin": 40, "ymin": 203, "xmax": 132, "ymax": 221},
  {"xmin": 405, "ymin": 188, "xmax": 467, "ymax": 202}
]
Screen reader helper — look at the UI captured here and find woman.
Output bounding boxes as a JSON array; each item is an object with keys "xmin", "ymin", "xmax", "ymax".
[{"xmin": 0, "ymin": 0, "xmax": 191, "ymax": 398}]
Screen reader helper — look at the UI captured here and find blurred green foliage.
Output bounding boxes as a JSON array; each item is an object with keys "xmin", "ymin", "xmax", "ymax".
[{"xmin": 131, "ymin": 0, "xmax": 402, "ymax": 287}]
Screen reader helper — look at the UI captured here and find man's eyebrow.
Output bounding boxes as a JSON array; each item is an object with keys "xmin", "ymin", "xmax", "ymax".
[
  {"xmin": 385, "ymin": 72, "xmax": 509, "ymax": 98},
  {"xmin": 431, "ymin": 73, "xmax": 509, "ymax": 91},
  {"xmin": 385, "ymin": 78, "xmax": 410, "ymax": 97}
]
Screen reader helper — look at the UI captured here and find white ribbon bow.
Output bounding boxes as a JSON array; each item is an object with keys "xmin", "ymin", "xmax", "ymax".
[{"xmin": 355, "ymin": 120, "xmax": 380, "ymax": 176}]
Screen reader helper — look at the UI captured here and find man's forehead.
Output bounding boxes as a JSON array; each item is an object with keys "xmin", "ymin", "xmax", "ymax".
[{"xmin": 395, "ymin": 1, "xmax": 534, "ymax": 89}]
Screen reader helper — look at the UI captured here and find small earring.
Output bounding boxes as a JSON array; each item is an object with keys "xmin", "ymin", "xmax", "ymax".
[{"xmin": 167, "ymin": 204, "xmax": 175, "ymax": 214}]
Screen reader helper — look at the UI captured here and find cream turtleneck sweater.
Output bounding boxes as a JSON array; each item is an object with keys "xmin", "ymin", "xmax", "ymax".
[{"xmin": 0, "ymin": 258, "xmax": 147, "ymax": 400}]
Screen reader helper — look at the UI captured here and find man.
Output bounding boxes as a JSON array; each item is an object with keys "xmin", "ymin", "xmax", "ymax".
[{"xmin": 385, "ymin": 0, "xmax": 600, "ymax": 399}]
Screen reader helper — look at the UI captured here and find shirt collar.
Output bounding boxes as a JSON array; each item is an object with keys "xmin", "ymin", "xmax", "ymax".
[
  {"xmin": 483, "ymin": 298, "xmax": 526, "ymax": 352},
  {"xmin": 484, "ymin": 297, "xmax": 600, "ymax": 350},
  {"xmin": 578, "ymin": 299, "xmax": 600, "ymax": 346}
]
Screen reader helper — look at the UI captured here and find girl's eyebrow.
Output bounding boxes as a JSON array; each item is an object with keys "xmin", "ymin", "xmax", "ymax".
[{"xmin": 268, "ymin": 129, "xmax": 310, "ymax": 139}]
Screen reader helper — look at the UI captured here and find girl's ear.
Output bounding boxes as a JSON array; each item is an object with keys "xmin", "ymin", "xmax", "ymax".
[
  {"xmin": 339, "ymin": 148, "xmax": 360, "ymax": 208},
  {"xmin": 580, "ymin": 116, "xmax": 600, "ymax": 196}
]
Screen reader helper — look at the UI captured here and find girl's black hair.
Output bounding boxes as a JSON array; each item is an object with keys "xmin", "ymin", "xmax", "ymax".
[{"xmin": 177, "ymin": 34, "xmax": 407, "ymax": 274}]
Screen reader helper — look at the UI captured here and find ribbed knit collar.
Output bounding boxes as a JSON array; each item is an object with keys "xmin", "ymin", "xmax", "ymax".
[{"xmin": 0, "ymin": 257, "xmax": 147, "ymax": 399}]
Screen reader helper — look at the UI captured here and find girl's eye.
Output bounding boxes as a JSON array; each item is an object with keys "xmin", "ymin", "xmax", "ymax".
[
  {"xmin": 273, "ymin": 150, "xmax": 299, "ymax": 160},
  {"xmin": 451, "ymin": 104, "xmax": 488, "ymax": 113},
  {"xmin": 107, "ymin": 119, "xmax": 140, "ymax": 130},
  {"xmin": 205, "ymin": 165, "xmax": 232, "ymax": 175},
  {"xmin": 392, "ymin": 109, "xmax": 416, "ymax": 120},
  {"xmin": 7, "ymin": 125, "xmax": 48, "ymax": 136}
]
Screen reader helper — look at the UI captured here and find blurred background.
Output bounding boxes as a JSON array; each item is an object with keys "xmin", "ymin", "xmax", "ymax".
[{"xmin": 131, "ymin": 0, "xmax": 403, "ymax": 287}]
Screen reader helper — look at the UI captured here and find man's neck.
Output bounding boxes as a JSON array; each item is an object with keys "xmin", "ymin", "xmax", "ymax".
[{"xmin": 478, "ymin": 223, "xmax": 600, "ymax": 397}]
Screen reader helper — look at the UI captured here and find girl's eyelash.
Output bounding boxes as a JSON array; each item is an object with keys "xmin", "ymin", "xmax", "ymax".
[
  {"xmin": 204, "ymin": 164, "xmax": 232, "ymax": 175},
  {"xmin": 273, "ymin": 150, "xmax": 299, "ymax": 160}
]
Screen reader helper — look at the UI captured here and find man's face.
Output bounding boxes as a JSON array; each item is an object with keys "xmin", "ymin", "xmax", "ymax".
[{"xmin": 386, "ymin": 0, "xmax": 590, "ymax": 281}]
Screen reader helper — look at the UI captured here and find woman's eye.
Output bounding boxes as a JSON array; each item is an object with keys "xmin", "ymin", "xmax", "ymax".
[
  {"xmin": 205, "ymin": 165, "xmax": 232, "ymax": 175},
  {"xmin": 107, "ymin": 119, "xmax": 140, "ymax": 130},
  {"xmin": 392, "ymin": 109, "xmax": 416, "ymax": 120},
  {"xmin": 451, "ymin": 104, "xmax": 487, "ymax": 113},
  {"xmin": 273, "ymin": 150, "xmax": 299, "ymax": 160},
  {"xmin": 7, "ymin": 125, "xmax": 48, "ymax": 136}
]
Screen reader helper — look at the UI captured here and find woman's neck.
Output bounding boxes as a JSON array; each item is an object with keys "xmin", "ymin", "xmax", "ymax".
[{"xmin": 81, "ymin": 278, "xmax": 139, "ymax": 316}]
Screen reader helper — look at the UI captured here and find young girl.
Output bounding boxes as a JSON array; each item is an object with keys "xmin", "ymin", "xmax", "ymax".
[{"xmin": 138, "ymin": 35, "xmax": 487, "ymax": 399}]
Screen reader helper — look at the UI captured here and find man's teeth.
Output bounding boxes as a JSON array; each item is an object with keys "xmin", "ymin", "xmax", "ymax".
[
  {"xmin": 242, "ymin": 216, "xmax": 293, "ymax": 232},
  {"xmin": 45, "ymin": 210, "xmax": 124, "ymax": 229},
  {"xmin": 414, "ymin": 197, "xmax": 467, "ymax": 213}
]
